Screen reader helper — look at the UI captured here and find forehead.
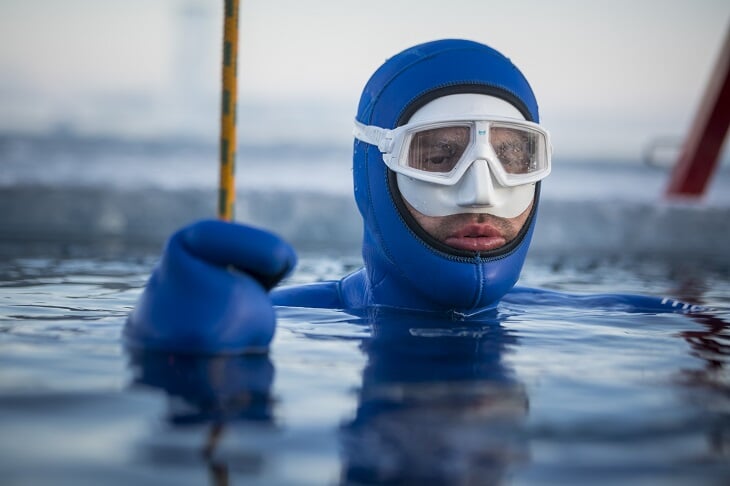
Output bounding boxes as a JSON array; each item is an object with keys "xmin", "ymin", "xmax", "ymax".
[
  {"xmin": 415, "ymin": 126, "xmax": 470, "ymax": 140},
  {"xmin": 490, "ymin": 126, "xmax": 530, "ymax": 140},
  {"xmin": 408, "ymin": 94, "xmax": 525, "ymax": 123}
]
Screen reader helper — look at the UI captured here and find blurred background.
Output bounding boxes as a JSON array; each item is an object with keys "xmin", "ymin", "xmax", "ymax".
[{"xmin": 0, "ymin": 0, "xmax": 728, "ymax": 257}]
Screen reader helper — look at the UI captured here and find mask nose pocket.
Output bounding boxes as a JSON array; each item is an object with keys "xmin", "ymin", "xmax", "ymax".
[{"xmin": 457, "ymin": 160, "xmax": 495, "ymax": 207}]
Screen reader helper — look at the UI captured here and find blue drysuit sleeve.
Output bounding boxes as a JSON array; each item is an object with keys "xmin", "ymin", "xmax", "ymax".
[
  {"xmin": 272, "ymin": 281, "xmax": 343, "ymax": 308},
  {"xmin": 504, "ymin": 286, "xmax": 707, "ymax": 313}
]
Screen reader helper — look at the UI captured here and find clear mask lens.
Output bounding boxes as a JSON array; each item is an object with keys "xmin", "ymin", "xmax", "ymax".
[
  {"xmin": 489, "ymin": 125, "xmax": 542, "ymax": 175},
  {"xmin": 407, "ymin": 126, "xmax": 470, "ymax": 174}
]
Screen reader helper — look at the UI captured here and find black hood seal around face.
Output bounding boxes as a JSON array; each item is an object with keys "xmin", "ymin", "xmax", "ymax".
[{"xmin": 387, "ymin": 83, "xmax": 540, "ymax": 261}]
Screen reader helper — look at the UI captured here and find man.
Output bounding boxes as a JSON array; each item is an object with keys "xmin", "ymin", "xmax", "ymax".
[{"xmin": 126, "ymin": 39, "xmax": 695, "ymax": 354}]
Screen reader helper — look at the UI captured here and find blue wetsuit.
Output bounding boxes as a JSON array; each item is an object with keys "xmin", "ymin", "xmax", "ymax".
[{"xmin": 125, "ymin": 40, "xmax": 697, "ymax": 354}]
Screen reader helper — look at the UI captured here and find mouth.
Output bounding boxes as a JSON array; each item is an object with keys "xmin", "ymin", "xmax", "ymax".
[{"xmin": 444, "ymin": 223, "xmax": 506, "ymax": 251}]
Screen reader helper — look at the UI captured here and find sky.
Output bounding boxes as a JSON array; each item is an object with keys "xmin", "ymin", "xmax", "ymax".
[{"xmin": 0, "ymin": 0, "xmax": 728, "ymax": 159}]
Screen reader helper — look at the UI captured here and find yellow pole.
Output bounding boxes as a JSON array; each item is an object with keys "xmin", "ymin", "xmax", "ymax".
[{"xmin": 218, "ymin": 0, "xmax": 240, "ymax": 221}]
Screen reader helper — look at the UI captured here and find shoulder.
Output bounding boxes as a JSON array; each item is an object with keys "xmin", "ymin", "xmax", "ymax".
[
  {"xmin": 271, "ymin": 281, "xmax": 343, "ymax": 308},
  {"xmin": 271, "ymin": 268, "xmax": 372, "ymax": 310}
]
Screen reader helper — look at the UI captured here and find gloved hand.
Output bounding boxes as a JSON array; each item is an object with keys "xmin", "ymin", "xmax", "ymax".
[{"xmin": 125, "ymin": 219, "xmax": 297, "ymax": 354}]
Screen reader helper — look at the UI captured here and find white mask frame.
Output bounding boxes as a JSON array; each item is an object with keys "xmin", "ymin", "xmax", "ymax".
[{"xmin": 353, "ymin": 116, "xmax": 552, "ymax": 187}]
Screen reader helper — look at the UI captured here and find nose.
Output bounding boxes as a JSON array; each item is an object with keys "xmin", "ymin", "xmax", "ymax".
[{"xmin": 456, "ymin": 159, "xmax": 496, "ymax": 207}]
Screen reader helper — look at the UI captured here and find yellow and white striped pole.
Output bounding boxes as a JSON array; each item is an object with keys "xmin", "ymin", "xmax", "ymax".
[{"xmin": 218, "ymin": 0, "xmax": 240, "ymax": 221}]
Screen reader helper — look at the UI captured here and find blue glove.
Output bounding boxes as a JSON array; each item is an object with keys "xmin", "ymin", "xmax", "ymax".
[{"xmin": 125, "ymin": 219, "xmax": 297, "ymax": 354}]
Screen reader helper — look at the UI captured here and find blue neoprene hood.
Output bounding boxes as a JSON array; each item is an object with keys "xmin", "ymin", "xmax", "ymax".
[{"xmin": 342, "ymin": 39, "xmax": 542, "ymax": 311}]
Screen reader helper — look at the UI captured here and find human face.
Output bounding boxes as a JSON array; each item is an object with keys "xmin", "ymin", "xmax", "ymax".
[{"xmin": 404, "ymin": 198, "xmax": 534, "ymax": 252}]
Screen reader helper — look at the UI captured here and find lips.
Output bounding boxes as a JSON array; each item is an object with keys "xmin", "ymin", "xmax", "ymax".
[{"xmin": 444, "ymin": 223, "xmax": 506, "ymax": 251}]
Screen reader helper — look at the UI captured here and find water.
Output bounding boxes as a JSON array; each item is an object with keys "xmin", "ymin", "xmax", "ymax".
[
  {"xmin": 1, "ymin": 247, "xmax": 729, "ymax": 485},
  {"xmin": 2, "ymin": 134, "xmax": 730, "ymax": 483}
]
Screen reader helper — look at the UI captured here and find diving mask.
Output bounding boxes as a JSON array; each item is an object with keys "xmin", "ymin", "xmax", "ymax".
[{"xmin": 353, "ymin": 95, "xmax": 552, "ymax": 218}]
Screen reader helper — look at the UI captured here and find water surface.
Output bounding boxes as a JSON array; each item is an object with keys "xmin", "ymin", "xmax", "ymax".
[{"xmin": 1, "ymin": 248, "xmax": 728, "ymax": 485}]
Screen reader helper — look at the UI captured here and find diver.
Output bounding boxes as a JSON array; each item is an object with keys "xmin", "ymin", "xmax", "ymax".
[{"xmin": 126, "ymin": 39, "xmax": 702, "ymax": 354}]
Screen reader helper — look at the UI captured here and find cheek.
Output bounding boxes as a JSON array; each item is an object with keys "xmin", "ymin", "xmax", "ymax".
[
  {"xmin": 409, "ymin": 209, "xmax": 439, "ymax": 233},
  {"xmin": 405, "ymin": 202, "xmax": 445, "ymax": 236}
]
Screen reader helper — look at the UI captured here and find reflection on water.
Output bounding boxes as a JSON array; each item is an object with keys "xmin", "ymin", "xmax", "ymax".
[
  {"xmin": 340, "ymin": 309, "xmax": 527, "ymax": 485},
  {"xmin": 130, "ymin": 352, "xmax": 274, "ymax": 425},
  {"xmin": 675, "ymin": 312, "xmax": 730, "ymax": 461},
  {"xmin": 1, "ymin": 253, "xmax": 730, "ymax": 484},
  {"xmin": 129, "ymin": 308, "xmax": 529, "ymax": 485},
  {"xmin": 129, "ymin": 352, "xmax": 275, "ymax": 485}
]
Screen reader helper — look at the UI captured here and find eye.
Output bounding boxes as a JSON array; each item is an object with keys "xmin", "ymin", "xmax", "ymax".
[
  {"xmin": 408, "ymin": 127, "xmax": 470, "ymax": 173},
  {"xmin": 496, "ymin": 143, "xmax": 531, "ymax": 173},
  {"xmin": 424, "ymin": 142, "xmax": 456, "ymax": 165},
  {"xmin": 490, "ymin": 128, "xmax": 534, "ymax": 174},
  {"xmin": 496, "ymin": 140, "xmax": 526, "ymax": 160},
  {"xmin": 417, "ymin": 141, "xmax": 463, "ymax": 171}
]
